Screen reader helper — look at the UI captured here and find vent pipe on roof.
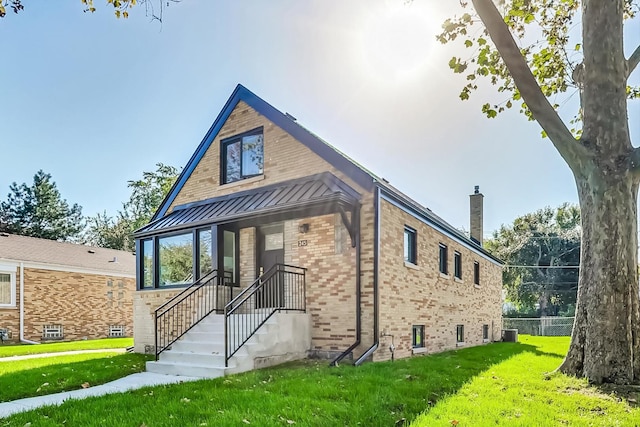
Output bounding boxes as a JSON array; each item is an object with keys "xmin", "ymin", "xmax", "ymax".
[{"xmin": 470, "ymin": 186, "xmax": 484, "ymax": 246}]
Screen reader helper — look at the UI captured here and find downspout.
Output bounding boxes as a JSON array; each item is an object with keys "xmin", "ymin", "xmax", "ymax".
[
  {"xmin": 19, "ymin": 262, "xmax": 38, "ymax": 344},
  {"xmin": 354, "ymin": 186, "xmax": 380, "ymax": 366},
  {"xmin": 330, "ymin": 205, "xmax": 361, "ymax": 366}
]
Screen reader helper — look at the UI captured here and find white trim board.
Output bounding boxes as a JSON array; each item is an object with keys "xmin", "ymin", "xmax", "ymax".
[{"xmin": 0, "ymin": 258, "xmax": 135, "ymax": 279}]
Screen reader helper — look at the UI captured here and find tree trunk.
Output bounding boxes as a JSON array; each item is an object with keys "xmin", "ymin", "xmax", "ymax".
[{"xmin": 559, "ymin": 170, "xmax": 640, "ymax": 384}]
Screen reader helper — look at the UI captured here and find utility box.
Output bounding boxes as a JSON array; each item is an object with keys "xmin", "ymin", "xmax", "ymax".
[{"xmin": 502, "ymin": 329, "xmax": 518, "ymax": 342}]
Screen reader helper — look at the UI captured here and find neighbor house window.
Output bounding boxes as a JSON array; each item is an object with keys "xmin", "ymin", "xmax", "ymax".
[
  {"xmin": 439, "ymin": 243, "xmax": 448, "ymax": 274},
  {"xmin": 158, "ymin": 233, "xmax": 194, "ymax": 287},
  {"xmin": 483, "ymin": 324, "xmax": 490, "ymax": 341},
  {"xmin": 404, "ymin": 227, "xmax": 417, "ymax": 265},
  {"xmin": 222, "ymin": 129, "xmax": 264, "ymax": 184},
  {"xmin": 0, "ymin": 270, "xmax": 16, "ymax": 307},
  {"xmin": 456, "ymin": 325, "xmax": 465, "ymax": 343},
  {"xmin": 412, "ymin": 325, "xmax": 425, "ymax": 348},
  {"xmin": 454, "ymin": 251, "xmax": 462, "ymax": 279},
  {"xmin": 474, "ymin": 261, "xmax": 480, "ymax": 285}
]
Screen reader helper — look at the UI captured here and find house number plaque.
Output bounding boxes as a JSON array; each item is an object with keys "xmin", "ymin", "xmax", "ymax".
[{"xmin": 298, "ymin": 240, "xmax": 308, "ymax": 247}]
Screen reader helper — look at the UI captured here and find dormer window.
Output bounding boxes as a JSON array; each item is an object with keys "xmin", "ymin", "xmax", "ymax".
[{"xmin": 222, "ymin": 128, "xmax": 264, "ymax": 184}]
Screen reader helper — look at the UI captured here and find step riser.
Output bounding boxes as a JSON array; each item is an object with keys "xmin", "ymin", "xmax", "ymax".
[
  {"xmin": 146, "ymin": 361, "xmax": 227, "ymax": 379},
  {"xmin": 160, "ymin": 352, "xmax": 225, "ymax": 366}
]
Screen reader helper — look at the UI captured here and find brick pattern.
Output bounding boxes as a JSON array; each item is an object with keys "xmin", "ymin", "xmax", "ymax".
[
  {"xmin": 376, "ymin": 199, "xmax": 502, "ymax": 361},
  {"xmin": 16, "ymin": 268, "xmax": 134, "ymax": 342},
  {"xmin": 168, "ymin": 101, "xmax": 369, "ymax": 211},
  {"xmin": 133, "ymin": 288, "xmax": 183, "ymax": 353}
]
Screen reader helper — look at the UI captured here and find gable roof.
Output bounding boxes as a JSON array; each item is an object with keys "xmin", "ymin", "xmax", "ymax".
[
  {"xmin": 150, "ymin": 84, "xmax": 502, "ymax": 265},
  {"xmin": 0, "ymin": 233, "xmax": 135, "ymax": 276}
]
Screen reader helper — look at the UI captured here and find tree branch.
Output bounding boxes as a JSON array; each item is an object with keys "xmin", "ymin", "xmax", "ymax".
[
  {"xmin": 471, "ymin": 0, "xmax": 587, "ymax": 168},
  {"xmin": 628, "ymin": 44, "xmax": 640, "ymax": 78}
]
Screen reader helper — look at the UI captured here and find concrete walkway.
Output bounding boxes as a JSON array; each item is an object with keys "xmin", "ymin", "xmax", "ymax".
[
  {"xmin": 0, "ymin": 348, "xmax": 126, "ymax": 362},
  {"xmin": 0, "ymin": 372, "xmax": 202, "ymax": 418}
]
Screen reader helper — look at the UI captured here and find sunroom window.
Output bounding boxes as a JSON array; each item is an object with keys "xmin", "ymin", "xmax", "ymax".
[{"xmin": 158, "ymin": 233, "xmax": 194, "ymax": 286}]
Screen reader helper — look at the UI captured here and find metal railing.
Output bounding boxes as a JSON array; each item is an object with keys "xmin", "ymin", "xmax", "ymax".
[
  {"xmin": 154, "ymin": 269, "xmax": 233, "ymax": 360},
  {"xmin": 224, "ymin": 264, "xmax": 306, "ymax": 367}
]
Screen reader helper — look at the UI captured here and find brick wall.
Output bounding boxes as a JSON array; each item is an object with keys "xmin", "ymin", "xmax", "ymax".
[
  {"xmin": 18, "ymin": 268, "xmax": 135, "ymax": 342},
  {"xmin": 168, "ymin": 101, "xmax": 369, "ymax": 211},
  {"xmin": 376, "ymin": 199, "xmax": 503, "ymax": 361},
  {"xmin": 133, "ymin": 288, "xmax": 183, "ymax": 353}
]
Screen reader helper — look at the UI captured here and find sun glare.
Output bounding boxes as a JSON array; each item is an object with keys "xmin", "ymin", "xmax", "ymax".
[{"xmin": 356, "ymin": 1, "xmax": 437, "ymax": 84}]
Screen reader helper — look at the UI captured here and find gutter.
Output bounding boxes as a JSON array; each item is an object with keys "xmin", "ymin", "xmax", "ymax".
[
  {"xmin": 330, "ymin": 205, "xmax": 362, "ymax": 366},
  {"xmin": 19, "ymin": 262, "xmax": 39, "ymax": 345},
  {"xmin": 354, "ymin": 186, "xmax": 380, "ymax": 366}
]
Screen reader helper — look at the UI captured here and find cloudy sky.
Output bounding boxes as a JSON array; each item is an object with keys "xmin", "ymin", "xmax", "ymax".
[{"xmin": 1, "ymin": 0, "xmax": 638, "ymax": 238}]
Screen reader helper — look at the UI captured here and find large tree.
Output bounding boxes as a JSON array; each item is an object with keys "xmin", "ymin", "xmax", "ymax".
[
  {"xmin": 487, "ymin": 204, "xmax": 581, "ymax": 316},
  {"xmin": 0, "ymin": 170, "xmax": 84, "ymax": 241},
  {"xmin": 85, "ymin": 163, "xmax": 178, "ymax": 251},
  {"xmin": 440, "ymin": 1, "xmax": 640, "ymax": 384}
]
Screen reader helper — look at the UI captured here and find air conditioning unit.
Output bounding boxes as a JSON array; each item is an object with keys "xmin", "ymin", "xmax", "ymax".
[{"xmin": 502, "ymin": 329, "xmax": 518, "ymax": 342}]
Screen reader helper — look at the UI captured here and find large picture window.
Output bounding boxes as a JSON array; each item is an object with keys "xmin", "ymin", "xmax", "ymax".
[
  {"xmin": 158, "ymin": 233, "xmax": 194, "ymax": 287},
  {"xmin": 222, "ymin": 129, "xmax": 264, "ymax": 184}
]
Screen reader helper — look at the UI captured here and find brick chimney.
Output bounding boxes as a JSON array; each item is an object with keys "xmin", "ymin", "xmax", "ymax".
[{"xmin": 470, "ymin": 185, "xmax": 483, "ymax": 246}]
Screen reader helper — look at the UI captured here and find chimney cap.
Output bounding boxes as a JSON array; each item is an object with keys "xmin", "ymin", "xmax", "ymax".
[{"xmin": 474, "ymin": 185, "xmax": 480, "ymax": 194}]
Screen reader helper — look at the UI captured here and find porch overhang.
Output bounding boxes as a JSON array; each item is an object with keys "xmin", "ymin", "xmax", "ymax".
[{"xmin": 134, "ymin": 172, "xmax": 361, "ymax": 238}]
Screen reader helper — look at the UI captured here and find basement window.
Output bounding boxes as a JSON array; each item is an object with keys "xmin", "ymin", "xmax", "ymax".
[
  {"xmin": 412, "ymin": 325, "xmax": 424, "ymax": 348},
  {"xmin": 109, "ymin": 325, "xmax": 126, "ymax": 337},
  {"xmin": 43, "ymin": 325, "xmax": 64, "ymax": 340},
  {"xmin": 456, "ymin": 324, "xmax": 464, "ymax": 345},
  {"xmin": 221, "ymin": 128, "xmax": 264, "ymax": 184},
  {"xmin": 483, "ymin": 324, "xmax": 490, "ymax": 342}
]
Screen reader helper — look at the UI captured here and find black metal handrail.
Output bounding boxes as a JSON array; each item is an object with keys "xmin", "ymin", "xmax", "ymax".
[
  {"xmin": 154, "ymin": 269, "xmax": 233, "ymax": 360},
  {"xmin": 224, "ymin": 264, "xmax": 306, "ymax": 367}
]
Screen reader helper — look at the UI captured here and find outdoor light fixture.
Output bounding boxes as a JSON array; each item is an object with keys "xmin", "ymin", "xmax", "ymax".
[{"xmin": 298, "ymin": 223, "xmax": 310, "ymax": 233}]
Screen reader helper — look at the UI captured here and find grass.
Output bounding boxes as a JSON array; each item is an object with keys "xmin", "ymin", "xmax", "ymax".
[
  {"xmin": 0, "ymin": 352, "xmax": 151, "ymax": 402},
  {"xmin": 0, "ymin": 338, "xmax": 133, "ymax": 358},
  {"xmin": 1, "ymin": 336, "xmax": 638, "ymax": 426}
]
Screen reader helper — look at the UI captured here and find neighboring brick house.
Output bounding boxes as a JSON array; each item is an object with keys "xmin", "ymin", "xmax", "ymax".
[
  {"xmin": 134, "ymin": 85, "xmax": 503, "ymax": 373},
  {"xmin": 0, "ymin": 233, "xmax": 135, "ymax": 342}
]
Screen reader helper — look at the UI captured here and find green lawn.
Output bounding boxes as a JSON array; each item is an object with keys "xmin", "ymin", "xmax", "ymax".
[
  {"xmin": 0, "ymin": 338, "xmax": 133, "ymax": 358},
  {"xmin": 1, "ymin": 336, "xmax": 638, "ymax": 426},
  {"xmin": 0, "ymin": 352, "xmax": 151, "ymax": 402}
]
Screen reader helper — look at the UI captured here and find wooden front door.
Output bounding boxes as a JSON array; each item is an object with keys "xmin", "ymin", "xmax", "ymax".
[{"xmin": 257, "ymin": 224, "xmax": 284, "ymax": 308}]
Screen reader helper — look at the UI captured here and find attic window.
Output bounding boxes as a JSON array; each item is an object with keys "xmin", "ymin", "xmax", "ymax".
[{"xmin": 222, "ymin": 128, "xmax": 264, "ymax": 184}]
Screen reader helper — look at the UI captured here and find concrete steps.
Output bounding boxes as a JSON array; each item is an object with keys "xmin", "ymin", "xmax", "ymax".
[{"xmin": 146, "ymin": 312, "xmax": 311, "ymax": 378}]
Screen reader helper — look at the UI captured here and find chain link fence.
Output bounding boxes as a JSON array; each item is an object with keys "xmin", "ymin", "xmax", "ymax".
[{"xmin": 502, "ymin": 317, "xmax": 574, "ymax": 336}]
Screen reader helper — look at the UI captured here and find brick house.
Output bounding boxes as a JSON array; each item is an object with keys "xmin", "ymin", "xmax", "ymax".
[
  {"xmin": 0, "ymin": 233, "xmax": 135, "ymax": 342},
  {"xmin": 134, "ymin": 85, "xmax": 503, "ymax": 378}
]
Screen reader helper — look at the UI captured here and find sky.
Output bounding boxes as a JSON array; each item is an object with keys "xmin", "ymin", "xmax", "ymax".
[{"xmin": 1, "ymin": 0, "xmax": 639, "ymax": 239}]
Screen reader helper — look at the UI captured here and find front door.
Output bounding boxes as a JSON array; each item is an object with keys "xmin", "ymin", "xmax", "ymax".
[{"xmin": 257, "ymin": 224, "xmax": 284, "ymax": 308}]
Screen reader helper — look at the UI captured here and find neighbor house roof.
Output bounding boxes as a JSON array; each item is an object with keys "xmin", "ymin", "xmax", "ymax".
[
  {"xmin": 151, "ymin": 84, "xmax": 503, "ymax": 265},
  {"xmin": 0, "ymin": 233, "xmax": 136, "ymax": 276}
]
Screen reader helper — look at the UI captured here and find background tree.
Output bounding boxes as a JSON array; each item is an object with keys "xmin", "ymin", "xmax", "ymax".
[
  {"xmin": 487, "ymin": 204, "xmax": 580, "ymax": 317},
  {"xmin": 0, "ymin": 0, "xmax": 179, "ymax": 21},
  {"xmin": 85, "ymin": 163, "xmax": 179, "ymax": 251},
  {"xmin": 0, "ymin": 170, "xmax": 83, "ymax": 241},
  {"xmin": 439, "ymin": 1, "xmax": 640, "ymax": 384}
]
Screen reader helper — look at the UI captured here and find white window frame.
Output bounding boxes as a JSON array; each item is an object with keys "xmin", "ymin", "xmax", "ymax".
[{"xmin": 0, "ymin": 264, "xmax": 17, "ymax": 308}]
